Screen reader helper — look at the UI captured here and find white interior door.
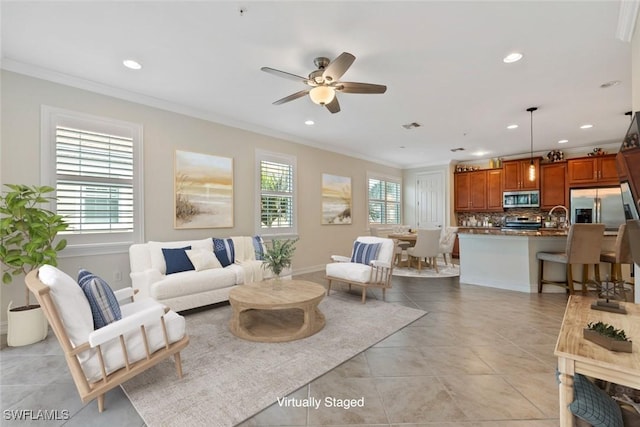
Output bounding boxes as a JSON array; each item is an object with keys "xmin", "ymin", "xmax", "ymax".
[{"xmin": 415, "ymin": 171, "xmax": 444, "ymax": 228}]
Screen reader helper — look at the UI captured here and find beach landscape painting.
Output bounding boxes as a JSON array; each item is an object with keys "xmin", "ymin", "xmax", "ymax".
[
  {"xmin": 174, "ymin": 150, "xmax": 233, "ymax": 228},
  {"xmin": 322, "ymin": 174, "xmax": 352, "ymax": 224}
]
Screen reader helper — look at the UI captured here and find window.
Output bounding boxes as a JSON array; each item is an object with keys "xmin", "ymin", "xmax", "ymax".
[
  {"xmin": 256, "ymin": 150, "xmax": 296, "ymax": 236},
  {"xmin": 41, "ymin": 106, "xmax": 143, "ymax": 256},
  {"xmin": 368, "ymin": 174, "xmax": 401, "ymax": 224}
]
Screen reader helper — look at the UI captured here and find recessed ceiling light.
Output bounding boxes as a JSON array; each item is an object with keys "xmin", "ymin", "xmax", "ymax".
[
  {"xmin": 558, "ymin": 139, "xmax": 568, "ymax": 144},
  {"xmin": 304, "ymin": 120, "xmax": 314, "ymax": 126},
  {"xmin": 473, "ymin": 151, "xmax": 488, "ymax": 157},
  {"xmin": 123, "ymin": 59, "xmax": 142, "ymax": 70},
  {"xmin": 503, "ymin": 52, "xmax": 523, "ymax": 63},
  {"xmin": 600, "ymin": 80, "xmax": 621, "ymax": 88},
  {"xmin": 580, "ymin": 124, "xmax": 593, "ymax": 129},
  {"xmin": 507, "ymin": 124, "xmax": 518, "ymax": 129}
]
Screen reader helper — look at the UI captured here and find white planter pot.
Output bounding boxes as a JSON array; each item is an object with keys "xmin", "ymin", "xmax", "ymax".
[{"xmin": 7, "ymin": 301, "xmax": 48, "ymax": 347}]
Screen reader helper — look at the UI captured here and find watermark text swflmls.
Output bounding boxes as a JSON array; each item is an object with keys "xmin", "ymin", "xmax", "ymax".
[
  {"xmin": 3, "ymin": 409, "xmax": 71, "ymax": 421},
  {"xmin": 276, "ymin": 396, "xmax": 365, "ymax": 410}
]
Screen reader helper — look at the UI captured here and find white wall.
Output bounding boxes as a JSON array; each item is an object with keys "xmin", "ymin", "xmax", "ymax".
[
  {"xmin": 632, "ymin": 14, "xmax": 640, "ymax": 303},
  {"xmin": 0, "ymin": 70, "xmax": 401, "ymax": 324}
]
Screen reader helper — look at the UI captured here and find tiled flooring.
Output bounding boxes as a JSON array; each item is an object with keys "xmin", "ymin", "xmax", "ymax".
[{"xmin": 1, "ymin": 271, "xmax": 569, "ymax": 426}]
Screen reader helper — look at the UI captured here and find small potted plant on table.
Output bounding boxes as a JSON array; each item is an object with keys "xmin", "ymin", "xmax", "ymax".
[
  {"xmin": 583, "ymin": 321, "xmax": 632, "ymax": 353},
  {"xmin": 261, "ymin": 238, "xmax": 298, "ymax": 290},
  {"xmin": 0, "ymin": 184, "xmax": 68, "ymax": 346}
]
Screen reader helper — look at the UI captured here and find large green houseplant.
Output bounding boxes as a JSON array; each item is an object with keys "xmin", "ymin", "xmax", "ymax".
[{"xmin": 0, "ymin": 184, "xmax": 68, "ymax": 346}]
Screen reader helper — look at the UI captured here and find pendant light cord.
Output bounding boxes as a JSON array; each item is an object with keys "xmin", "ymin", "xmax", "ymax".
[{"xmin": 527, "ymin": 107, "xmax": 538, "ymax": 164}]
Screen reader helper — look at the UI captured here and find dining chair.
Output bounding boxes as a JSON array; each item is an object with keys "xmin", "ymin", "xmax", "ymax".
[
  {"xmin": 438, "ymin": 227, "xmax": 458, "ymax": 266},
  {"xmin": 406, "ymin": 228, "xmax": 441, "ymax": 272}
]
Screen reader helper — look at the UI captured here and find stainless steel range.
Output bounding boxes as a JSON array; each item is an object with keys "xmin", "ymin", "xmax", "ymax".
[{"xmin": 501, "ymin": 215, "xmax": 542, "ymax": 231}]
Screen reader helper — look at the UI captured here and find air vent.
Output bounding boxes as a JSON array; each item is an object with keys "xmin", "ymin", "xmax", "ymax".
[
  {"xmin": 402, "ymin": 122, "xmax": 421, "ymax": 130},
  {"xmin": 450, "ymin": 147, "xmax": 465, "ymax": 152}
]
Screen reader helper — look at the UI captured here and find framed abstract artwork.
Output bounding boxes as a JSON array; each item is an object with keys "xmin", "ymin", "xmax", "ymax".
[
  {"xmin": 174, "ymin": 150, "xmax": 233, "ymax": 229},
  {"xmin": 321, "ymin": 174, "xmax": 352, "ymax": 224}
]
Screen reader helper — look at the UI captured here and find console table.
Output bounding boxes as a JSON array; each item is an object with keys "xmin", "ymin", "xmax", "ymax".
[{"xmin": 555, "ymin": 295, "xmax": 640, "ymax": 426}]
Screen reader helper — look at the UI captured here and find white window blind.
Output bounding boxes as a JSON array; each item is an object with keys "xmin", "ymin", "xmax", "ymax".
[
  {"xmin": 56, "ymin": 126, "xmax": 134, "ymax": 233},
  {"xmin": 368, "ymin": 176, "xmax": 401, "ymax": 224},
  {"xmin": 256, "ymin": 150, "xmax": 296, "ymax": 236},
  {"xmin": 41, "ymin": 106, "xmax": 143, "ymax": 256}
]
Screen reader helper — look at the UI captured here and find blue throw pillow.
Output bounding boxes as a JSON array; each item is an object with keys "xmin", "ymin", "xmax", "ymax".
[
  {"xmin": 77, "ymin": 269, "xmax": 122, "ymax": 330},
  {"xmin": 253, "ymin": 235, "xmax": 265, "ymax": 260},
  {"xmin": 212, "ymin": 238, "xmax": 235, "ymax": 267},
  {"xmin": 162, "ymin": 246, "xmax": 194, "ymax": 274},
  {"xmin": 351, "ymin": 241, "xmax": 381, "ymax": 265},
  {"xmin": 569, "ymin": 374, "xmax": 623, "ymax": 427}
]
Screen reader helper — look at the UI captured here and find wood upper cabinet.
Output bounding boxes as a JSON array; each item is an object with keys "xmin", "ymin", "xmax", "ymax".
[
  {"xmin": 502, "ymin": 158, "xmax": 540, "ymax": 190},
  {"xmin": 540, "ymin": 162, "xmax": 567, "ymax": 209},
  {"xmin": 567, "ymin": 154, "xmax": 619, "ymax": 186},
  {"xmin": 486, "ymin": 169, "xmax": 503, "ymax": 211},
  {"xmin": 454, "ymin": 170, "xmax": 486, "ymax": 211}
]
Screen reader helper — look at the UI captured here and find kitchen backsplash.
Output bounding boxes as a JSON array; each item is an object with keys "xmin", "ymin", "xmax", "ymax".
[{"xmin": 457, "ymin": 208, "xmax": 567, "ymax": 227}]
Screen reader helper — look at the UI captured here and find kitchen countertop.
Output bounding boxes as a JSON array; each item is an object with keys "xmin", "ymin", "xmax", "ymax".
[{"xmin": 457, "ymin": 227, "xmax": 618, "ymax": 236}]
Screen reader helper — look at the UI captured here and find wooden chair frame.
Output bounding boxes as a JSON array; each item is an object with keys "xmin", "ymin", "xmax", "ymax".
[
  {"xmin": 25, "ymin": 269, "xmax": 190, "ymax": 412},
  {"xmin": 326, "ymin": 260, "xmax": 394, "ymax": 303}
]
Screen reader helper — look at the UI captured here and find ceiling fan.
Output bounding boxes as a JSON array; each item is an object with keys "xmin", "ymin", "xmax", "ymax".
[{"xmin": 261, "ymin": 52, "xmax": 387, "ymax": 114}]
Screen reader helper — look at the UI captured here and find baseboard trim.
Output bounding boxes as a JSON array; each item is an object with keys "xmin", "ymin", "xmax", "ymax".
[{"xmin": 293, "ymin": 264, "xmax": 325, "ymax": 275}]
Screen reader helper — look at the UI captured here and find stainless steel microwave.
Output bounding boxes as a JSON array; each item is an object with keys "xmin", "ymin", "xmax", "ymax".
[{"xmin": 503, "ymin": 190, "xmax": 540, "ymax": 208}]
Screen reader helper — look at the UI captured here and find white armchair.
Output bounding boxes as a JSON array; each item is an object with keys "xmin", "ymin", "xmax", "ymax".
[
  {"xmin": 325, "ymin": 236, "xmax": 395, "ymax": 303},
  {"xmin": 26, "ymin": 266, "xmax": 189, "ymax": 413}
]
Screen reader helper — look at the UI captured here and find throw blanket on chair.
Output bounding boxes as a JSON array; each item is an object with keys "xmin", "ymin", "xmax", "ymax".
[{"xmin": 231, "ymin": 236, "xmax": 264, "ymax": 283}]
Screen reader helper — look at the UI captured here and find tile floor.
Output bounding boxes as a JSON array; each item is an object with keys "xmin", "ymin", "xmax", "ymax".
[{"xmin": 1, "ymin": 271, "xmax": 569, "ymax": 426}]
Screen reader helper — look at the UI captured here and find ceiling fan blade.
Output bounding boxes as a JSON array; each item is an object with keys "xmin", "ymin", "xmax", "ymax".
[
  {"xmin": 322, "ymin": 52, "xmax": 355, "ymax": 83},
  {"xmin": 261, "ymin": 67, "xmax": 310, "ymax": 84},
  {"xmin": 336, "ymin": 82, "xmax": 387, "ymax": 94},
  {"xmin": 273, "ymin": 89, "xmax": 310, "ymax": 105},
  {"xmin": 325, "ymin": 97, "xmax": 340, "ymax": 114}
]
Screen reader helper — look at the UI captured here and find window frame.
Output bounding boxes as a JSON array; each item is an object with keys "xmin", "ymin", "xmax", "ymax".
[
  {"xmin": 40, "ymin": 105, "xmax": 144, "ymax": 257},
  {"xmin": 367, "ymin": 172, "xmax": 402, "ymax": 226},
  {"xmin": 255, "ymin": 149, "xmax": 297, "ymax": 238}
]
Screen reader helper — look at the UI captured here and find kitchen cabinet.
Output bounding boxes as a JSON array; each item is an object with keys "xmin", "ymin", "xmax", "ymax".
[
  {"xmin": 540, "ymin": 162, "xmax": 567, "ymax": 209},
  {"xmin": 486, "ymin": 169, "xmax": 503, "ymax": 211},
  {"xmin": 454, "ymin": 170, "xmax": 486, "ymax": 211},
  {"xmin": 567, "ymin": 154, "xmax": 619, "ymax": 186},
  {"xmin": 503, "ymin": 158, "xmax": 540, "ymax": 190}
]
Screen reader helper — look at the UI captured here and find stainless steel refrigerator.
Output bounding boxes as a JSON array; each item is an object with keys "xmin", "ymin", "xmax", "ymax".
[{"xmin": 570, "ymin": 187, "xmax": 626, "ymax": 231}]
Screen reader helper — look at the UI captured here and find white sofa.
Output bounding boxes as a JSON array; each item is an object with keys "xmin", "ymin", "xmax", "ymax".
[{"xmin": 129, "ymin": 236, "xmax": 288, "ymax": 311}]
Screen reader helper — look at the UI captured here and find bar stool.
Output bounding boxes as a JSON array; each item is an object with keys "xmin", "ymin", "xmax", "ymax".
[
  {"xmin": 600, "ymin": 223, "xmax": 633, "ymax": 300},
  {"xmin": 537, "ymin": 224, "xmax": 605, "ymax": 294},
  {"xmin": 626, "ymin": 220, "xmax": 640, "ymax": 295}
]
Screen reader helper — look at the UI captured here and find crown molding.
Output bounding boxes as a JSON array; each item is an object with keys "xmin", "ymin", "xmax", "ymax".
[
  {"xmin": 616, "ymin": 0, "xmax": 640, "ymax": 42},
  {"xmin": 1, "ymin": 59, "xmax": 403, "ymax": 169}
]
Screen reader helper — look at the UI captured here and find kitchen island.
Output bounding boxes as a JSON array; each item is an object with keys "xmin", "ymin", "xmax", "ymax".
[{"xmin": 458, "ymin": 228, "xmax": 617, "ymax": 293}]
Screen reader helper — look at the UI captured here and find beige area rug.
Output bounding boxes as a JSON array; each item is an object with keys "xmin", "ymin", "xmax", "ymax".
[
  {"xmin": 121, "ymin": 291, "xmax": 426, "ymax": 427},
  {"xmin": 392, "ymin": 261, "xmax": 460, "ymax": 278}
]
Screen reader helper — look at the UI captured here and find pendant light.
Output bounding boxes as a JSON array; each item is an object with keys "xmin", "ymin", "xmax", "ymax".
[{"xmin": 527, "ymin": 107, "xmax": 538, "ymax": 181}]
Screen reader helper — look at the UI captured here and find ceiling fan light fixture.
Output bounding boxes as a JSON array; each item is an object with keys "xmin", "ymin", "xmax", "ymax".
[{"xmin": 309, "ymin": 86, "xmax": 335, "ymax": 105}]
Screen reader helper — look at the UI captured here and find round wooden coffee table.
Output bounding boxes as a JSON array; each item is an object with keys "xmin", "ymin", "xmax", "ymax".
[{"xmin": 228, "ymin": 280, "xmax": 326, "ymax": 342}]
